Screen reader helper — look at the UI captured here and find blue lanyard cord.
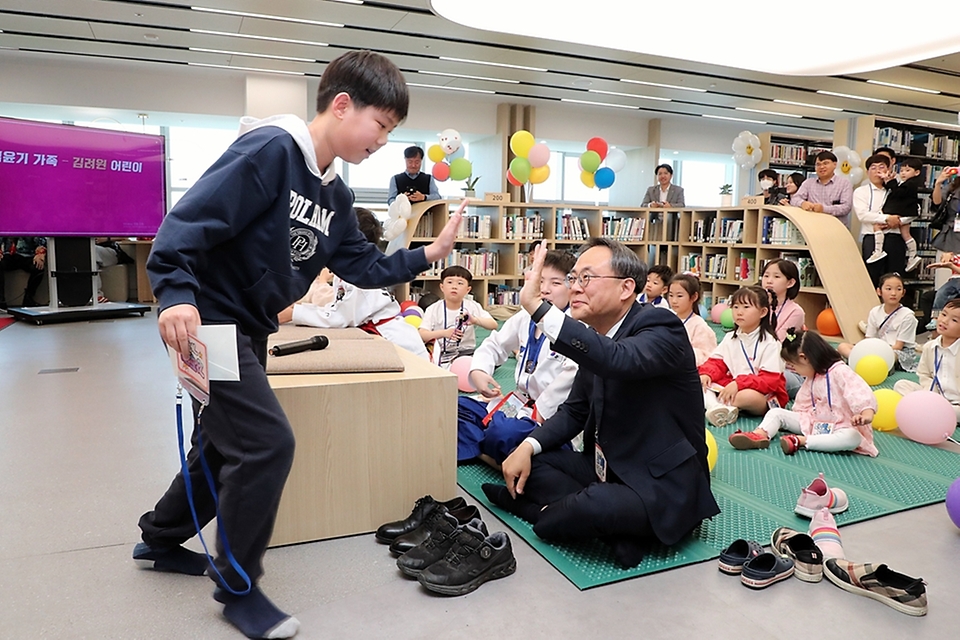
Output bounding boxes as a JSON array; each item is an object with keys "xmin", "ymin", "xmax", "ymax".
[
  {"xmin": 682, "ymin": 311, "xmax": 696, "ymax": 325},
  {"xmin": 809, "ymin": 371, "xmax": 832, "ymax": 411},
  {"xmin": 877, "ymin": 305, "xmax": 903, "ymax": 334},
  {"xmin": 739, "ymin": 336, "xmax": 760, "ymax": 374},
  {"xmin": 442, "ymin": 303, "xmax": 464, "ymax": 355},
  {"xmin": 932, "ymin": 346, "xmax": 945, "ymax": 394},
  {"xmin": 176, "ymin": 387, "xmax": 252, "ymax": 596},
  {"xmin": 520, "ymin": 319, "xmax": 546, "ymax": 375}
]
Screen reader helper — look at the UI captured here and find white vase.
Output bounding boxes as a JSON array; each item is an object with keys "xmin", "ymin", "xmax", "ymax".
[{"xmin": 720, "ymin": 194, "xmax": 733, "ymax": 206}]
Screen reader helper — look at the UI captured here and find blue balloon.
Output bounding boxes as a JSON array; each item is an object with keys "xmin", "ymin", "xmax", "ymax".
[
  {"xmin": 447, "ymin": 146, "xmax": 465, "ymax": 160},
  {"xmin": 594, "ymin": 167, "xmax": 615, "ymax": 189}
]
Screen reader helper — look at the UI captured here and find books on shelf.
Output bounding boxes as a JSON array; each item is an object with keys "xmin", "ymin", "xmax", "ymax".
[
  {"xmin": 556, "ymin": 212, "xmax": 590, "ymax": 240},
  {"xmin": 413, "ymin": 212, "xmax": 433, "ymax": 237},
  {"xmin": 601, "ymin": 215, "xmax": 646, "ymax": 241},
  {"xmin": 737, "ymin": 251, "xmax": 756, "ymax": 282},
  {"xmin": 704, "ymin": 253, "xmax": 727, "ymax": 280},
  {"xmin": 501, "ymin": 214, "xmax": 543, "ymax": 240},
  {"xmin": 423, "ymin": 248, "xmax": 499, "ymax": 277},
  {"xmin": 761, "ymin": 216, "xmax": 805, "ymax": 246},
  {"xmin": 458, "ymin": 215, "xmax": 492, "ymax": 239},
  {"xmin": 487, "ymin": 285, "xmax": 522, "ymax": 307},
  {"xmin": 776, "ymin": 252, "xmax": 820, "ymax": 288},
  {"xmin": 874, "ymin": 126, "xmax": 960, "ymax": 162},
  {"xmin": 690, "ymin": 217, "xmax": 713, "ymax": 243},
  {"xmin": 679, "ymin": 252, "xmax": 701, "ymax": 277},
  {"xmin": 718, "ymin": 218, "xmax": 743, "ymax": 243},
  {"xmin": 769, "ymin": 143, "xmax": 806, "ymax": 166}
]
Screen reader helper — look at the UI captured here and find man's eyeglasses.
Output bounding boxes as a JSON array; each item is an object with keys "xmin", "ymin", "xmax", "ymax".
[{"xmin": 564, "ymin": 273, "xmax": 629, "ymax": 289}]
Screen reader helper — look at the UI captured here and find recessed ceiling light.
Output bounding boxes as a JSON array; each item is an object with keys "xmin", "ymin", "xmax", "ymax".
[
  {"xmin": 191, "ymin": 6, "xmax": 343, "ymax": 28},
  {"xmin": 571, "ymin": 79, "xmax": 592, "ymax": 88},
  {"xmin": 866, "ymin": 80, "xmax": 940, "ymax": 95},
  {"xmin": 736, "ymin": 107, "xmax": 802, "ymax": 119},
  {"xmin": 773, "ymin": 99, "xmax": 843, "ymax": 112},
  {"xmin": 407, "ymin": 83, "xmax": 495, "ymax": 94},
  {"xmin": 330, "ymin": 0, "xmax": 363, "ymax": 3},
  {"xmin": 439, "ymin": 56, "xmax": 547, "ymax": 73},
  {"xmin": 143, "ymin": 33, "xmax": 159, "ymax": 42},
  {"xmin": 620, "ymin": 78, "xmax": 707, "ymax": 93},
  {"xmin": 419, "ymin": 70, "xmax": 518, "ymax": 84},
  {"xmin": 188, "ymin": 62, "xmax": 304, "ymax": 76},
  {"xmin": 561, "ymin": 98, "xmax": 639, "ymax": 110},
  {"xmin": 816, "ymin": 90, "xmax": 888, "ymax": 104},
  {"xmin": 190, "ymin": 48, "xmax": 315, "ymax": 63},
  {"xmin": 190, "ymin": 29, "xmax": 328, "ymax": 47},
  {"xmin": 703, "ymin": 114, "xmax": 766, "ymax": 125},
  {"xmin": 588, "ymin": 89, "xmax": 670, "ymax": 102}
]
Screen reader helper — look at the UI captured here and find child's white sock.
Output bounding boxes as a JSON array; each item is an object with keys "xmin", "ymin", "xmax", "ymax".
[{"xmin": 905, "ymin": 236, "xmax": 917, "ymax": 259}]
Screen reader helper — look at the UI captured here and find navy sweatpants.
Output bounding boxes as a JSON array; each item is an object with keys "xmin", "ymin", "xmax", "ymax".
[
  {"xmin": 457, "ymin": 396, "xmax": 537, "ymax": 463},
  {"xmin": 139, "ymin": 332, "xmax": 295, "ymax": 591}
]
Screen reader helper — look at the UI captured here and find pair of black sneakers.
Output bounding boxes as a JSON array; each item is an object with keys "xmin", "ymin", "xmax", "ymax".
[{"xmin": 375, "ymin": 495, "xmax": 516, "ymax": 596}]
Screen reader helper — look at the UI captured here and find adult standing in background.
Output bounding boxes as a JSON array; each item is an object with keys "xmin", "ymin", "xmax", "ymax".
[
  {"xmin": 777, "ymin": 172, "xmax": 805, "ymax": 206},
  {"xmin": 931, "ymin": 166, "xmax": 960, "ymax": 290},
  {"xmin": 790, "ymin": 151, "xmax": 853, "ymax": 226},
  {"xmin": 387, "ymin": 145, "xmax": 441, "ymax": 205},
  {"xmin": 757, "ymin": 169, "xmax": 785, "ymax": 205},
  {"xmin": 853, "ymin": 154, "xmax": 908, "ymax": 285},
  {"xmin": 641, "ymin": 164, "xmax": 685, "ymax": 207}
]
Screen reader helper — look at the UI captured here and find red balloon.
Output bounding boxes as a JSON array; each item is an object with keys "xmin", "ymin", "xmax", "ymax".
[
  {"xmin": 586, "ymin": 137, "xmax": 608, "ymax": 160},
  {"xmin": 506, "ymin": 169, "xmax": 523, "ymax": 187},
  {"xmin": 399, "ymin": 300, "xmax": 418, "ymax": 312},
  {"xmin": 432, "ymin": 162, "xmax": 450, "ymax": 181}
]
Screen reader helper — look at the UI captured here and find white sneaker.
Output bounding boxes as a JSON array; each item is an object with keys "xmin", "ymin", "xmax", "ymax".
[
  {"xmin": 865, "ymin": 249, "xmax": 887, "ymax": 264},
  {"xmin": 705, "ymin": 405, "xmax": 730, "ymax": 427},
  {"xmin": 905, "ymin": 256, "xmax": 922, "ymax": 272},
  {"xmin": 858, "ymin": 320, "xmax": 868, "ymax": 334}
]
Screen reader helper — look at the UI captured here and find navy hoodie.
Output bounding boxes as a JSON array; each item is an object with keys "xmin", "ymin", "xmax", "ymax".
[{"xmin": 148, "ymin": 116, "xmax": 428, "ymax": 340}]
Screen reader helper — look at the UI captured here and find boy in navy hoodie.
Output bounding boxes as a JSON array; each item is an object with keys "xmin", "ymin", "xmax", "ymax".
[{"xmin": 134, "ymin": 50, "xmax": 462, "ymax": 639}]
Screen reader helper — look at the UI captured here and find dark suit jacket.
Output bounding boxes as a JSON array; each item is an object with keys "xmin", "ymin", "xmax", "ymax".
[{"xmin": 528, "ymin": 302, "xmax": 720, "ymax": 546}]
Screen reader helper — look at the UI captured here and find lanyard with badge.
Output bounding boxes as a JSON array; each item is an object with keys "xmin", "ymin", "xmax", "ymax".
[
  {"xmin": 877, "ymin": 305, "xmax": 903, "ymax": 336},
  {"xmin": 439, "ymin": 302, "xmax": 465, "ymax": 365},
  {"xmin": 809, "ymin": 371, "xmax": 836, "ymax": 435},
  {"xmin": 520, "ymin": 318, "xmax": 546, "ymax": 375},
  {"xmin": 739, "ymin": 337, "xmax": 760, "ymax": 374},
  {"xmin": 931, "ymin": 346, "xmax": 946, "ymax": 395}
]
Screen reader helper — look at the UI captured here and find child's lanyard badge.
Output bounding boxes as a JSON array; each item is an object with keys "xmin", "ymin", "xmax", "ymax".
[
  {"xmin": 440, "ymin": 302, "xmax": 464, "ymax": 365},
  {"xmin": 520, "ymin": 319, "xmax": 546, "ymax": 375},
  {"xmin": 931, "ymin": 346, "xmax": 945, "ymax": 395},
  {"xmin": 810, "ymin": 371, "xmax": 836, "ymax": 435},
  {"xmin": 877, "ymin": 305, "xmax": 903, "ymax": 337}
]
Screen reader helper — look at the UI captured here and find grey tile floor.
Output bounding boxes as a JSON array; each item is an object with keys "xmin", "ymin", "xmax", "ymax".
[{"xmin": 1, "ymin": 313, "xmax": 958, "ymax": 639}]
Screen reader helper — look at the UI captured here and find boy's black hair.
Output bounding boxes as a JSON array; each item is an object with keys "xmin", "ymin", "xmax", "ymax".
[
  {"xmin": 654, "ymin": 163, "xmax": 674, "ymax": 175},
  {"xmin": 731, "ymin": 285, "xmax": 778, "ymax": 341},
  {"xmin": 815, "ymin": 151, "xmax": 838, "ymax": 163},
  {"xmin": 544, "ymin": 249, "xmax": 576, "ymax": 275},
  {"xmin": 648, "ymin": 264, "xmax": 674, "ymax": 283},
  {"xmin": 780, "ymin": 328, "xmax": 843, "ymax": 374},
  {"xmin": 877, "ymin": 272, "xmax": 904, "ymax": 288},
  {"xmin": 944, "ymin": 298, "xmax": 960, "ymax": 312},
  {"xmin": 864, "ymin": 153, "xmax": 891, "ymax": 169},
  {"xmin": 417, "ymin": 291, "xmax": 440, "ymax": 311},
  {"xmin": 354, "ymin": 207, "xmax": 383, "ymax": 245},
  {"xmin": 873, "ymin": 146, "xmax": 897, "ymax": 161},
  {"xmin": 404, "ymin": 146, "xmax": 424, "ymax": 160},
  {"xmin": 758, "ymin": 169, "xmax": 779, "ymax": 182},
  {"xmin": 901, "ymin": 157, "xmax": 923, "ymax": 172},
  {"xmin": 440, "ymin": 265, "xmax": 472, "ymax": 285},
  {"xmin": 668, "ymin": 273, "xmax": 701, "ymax": 305},
  {"xmin": 760, "ymin": 258, "xmax": 800, "ymax": 300},
  {"xmin": 786, "ymin": 172, "xmax": 805, "ymax": 188},
  {"xmin": 316, "ymin": 50, "xmax": 409, "ymax": 121}
]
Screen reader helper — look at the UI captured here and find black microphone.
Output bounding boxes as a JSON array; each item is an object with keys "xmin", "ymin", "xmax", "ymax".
[{"xmin": 269, "ymin": 335, "xmax": 329, "ymax": 357}]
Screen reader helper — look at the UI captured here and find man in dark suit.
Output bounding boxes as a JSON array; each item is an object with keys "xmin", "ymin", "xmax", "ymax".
[{"xmin": 483, "ymin": 238, "xmax": 719, "ymax": 568}]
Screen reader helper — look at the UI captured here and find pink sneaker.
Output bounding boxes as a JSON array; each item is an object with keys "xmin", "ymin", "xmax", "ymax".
[
  {"xmin": 794, "ymin": 472, "xmax": 848, "ymax": 518},
  {"xmin": 809, "ymin": 507, "xmax": 844, "ymax": 559}
]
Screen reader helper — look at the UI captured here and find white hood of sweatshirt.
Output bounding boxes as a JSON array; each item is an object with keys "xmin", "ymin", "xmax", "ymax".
[{"xmin": 237, "ymin": 114, "xmax": 337, "ymax": 185}]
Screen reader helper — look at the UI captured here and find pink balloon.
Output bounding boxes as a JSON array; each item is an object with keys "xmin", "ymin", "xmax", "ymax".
[
  {"xmin": 895, "ymin": 390, "xmax": 956, "ymax": 445},
  {"xmin": 449, "ymin": 356, "xmax": 475, "ymax": 392},
  {"xmin": 710, "ymin": 303, "xmax": 728, "ymax": 324},
  {"xmin": 527, "ymin": 142, "xmax": 551, "ymax": 169},
  {"xmin": 587, "ymin": 137, "xmax": 608, "ymax": 160},
  {"xmin": 432, "ymin": 162, "xmax": 450, "ymax": 181}
]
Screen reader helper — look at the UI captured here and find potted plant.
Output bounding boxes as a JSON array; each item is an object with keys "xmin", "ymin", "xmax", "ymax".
[
  {"xmin": 463, "ymin": 175, "xmax": 481, "ymax": 198},
  {"xmin": 719, "ymin": 183, "xmax": 733, "ymax": 206}
]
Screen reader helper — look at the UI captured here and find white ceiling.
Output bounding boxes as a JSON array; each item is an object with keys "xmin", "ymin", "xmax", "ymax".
[{"xmin": 3, "ymin": 0, "xmax": 960, "ymax": 135}]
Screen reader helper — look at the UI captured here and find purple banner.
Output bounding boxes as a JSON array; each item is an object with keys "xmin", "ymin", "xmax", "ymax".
[{"xmin": 0, "ymin": 117, "xmax": 166, "ymax": 237}]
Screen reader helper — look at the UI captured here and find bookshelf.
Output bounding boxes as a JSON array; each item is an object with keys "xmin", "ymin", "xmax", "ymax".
[
  {"xmin": 757, "ymin": 132, "xmax": 833, "ymax": 183},
  {"xmin": 388, "ymin": 200, "xmax": 876, "ymax": 342}
]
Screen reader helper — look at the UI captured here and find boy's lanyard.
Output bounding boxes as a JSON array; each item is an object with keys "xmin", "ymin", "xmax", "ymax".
[
  {"xmin": 809, "ymin": 371, "xmax": 832, "ymax": 411},
  {"xmin": 520, "ymin": 319, "xmax": 546, "ymax": 375},
  {"xmin": 877, "ymin": 305, "xmax": 903, "ymax": 334},
  {"xmin": 442, "ymin": 302, "xmax": 464, "ymax": 355},
  {"xmin": 739, "ymin": 337, "xmax": 760, "ymax": 374},
  {"xmin": 931, "ymin": 346, "xmax": 945, "ymax": 395}
]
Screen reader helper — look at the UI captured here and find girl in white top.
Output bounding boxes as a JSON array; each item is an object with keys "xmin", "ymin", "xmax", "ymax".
[
  {"xmin": 699, "ymin": 285, "xmax": 787, "ymax": 427},
  {"xmin": 838, "ymin": 272, "xmax": 918, "ymax": 370},
  {"xmin": 668, "ymin": 274, "xmax": 716, "ymax": 366}
]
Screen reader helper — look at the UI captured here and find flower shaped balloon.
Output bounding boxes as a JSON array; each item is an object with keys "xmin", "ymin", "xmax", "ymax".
[
  {"xmin": 732, "ymin": 131, "xmax": 762, "ymax": 169},
  {"xmin": 833, "ymin": 146, "xmax": 864, "ymax": 186}
]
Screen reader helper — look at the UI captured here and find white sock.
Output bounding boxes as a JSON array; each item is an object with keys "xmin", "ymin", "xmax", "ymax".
[{"xmin": 905, "ymin": 237, "xmax": 917, "ymax": 258}]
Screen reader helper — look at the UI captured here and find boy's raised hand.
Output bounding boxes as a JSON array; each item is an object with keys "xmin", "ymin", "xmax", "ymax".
[
  {"xmin": 520, "ymin": 243, "xmax": 547, "ymax": 316},
  {"xmin": 423, "ymin": 199, "xmax": 468, "ymax": 263}
]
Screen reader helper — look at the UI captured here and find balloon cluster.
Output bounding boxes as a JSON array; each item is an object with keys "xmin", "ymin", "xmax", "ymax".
[
  {"xmin": 833, "ymin": 146, "xmax": 864, "ymax": 186},
  {"xmin": 732, "ymin": 131, "xmax": 762, "ymax": 168},
  {"xmin": 428, "ymin": 128, "xmax": 472, "ymax": 183},
  {"xmin": 506, "ymin": 130, "xmax": 552, "ymax": 187},
  {"xmin": 577, "ymin": 137, "xmax": 626, "ymax": 190},
  {"xmin": 399, "ymin": 300, "xmax": 424, "ymax": 328},
  {"xmin": 382, "ymin": 193, "xmax": 414, "ymax": 242}
]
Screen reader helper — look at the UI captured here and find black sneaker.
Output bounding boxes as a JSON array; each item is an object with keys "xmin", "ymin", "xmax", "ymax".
[
  {"xmin": 375, "ymin": 495, "xmax": 466, "ymax": 543},
  {"xmin": 417, "ymin": 524, "xmax": 516, "ymax": 596},
  {"xmin": 398, "ymin": 513, "xmax": 488, "ymax": 577},
  {"xmin": 390, "ymin": 504, "xmax": 483, "ymax": 556}
]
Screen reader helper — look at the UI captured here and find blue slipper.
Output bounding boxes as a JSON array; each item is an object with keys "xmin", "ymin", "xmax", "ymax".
[
  {"xmin": 741, "ymin": 552, "xmax": 795, "ymax": 589},
  {"xmin": 718, "ymin": 539, "xmax": 763, "ymax": 575}
]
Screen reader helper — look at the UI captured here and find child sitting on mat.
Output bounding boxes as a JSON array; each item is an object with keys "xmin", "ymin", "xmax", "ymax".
[
  {"xmin": 893, "ymin": 298, "xmax": 960, "ymax": 422},
  {"xmin": 729, "ymin": 328, "xmax": 879, "ymax": 457}
]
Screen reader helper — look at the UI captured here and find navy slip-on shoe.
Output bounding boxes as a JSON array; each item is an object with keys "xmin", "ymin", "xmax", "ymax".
[
  {"xmin": 718, "ymin": 539, "xmax": 763, "ymax": 575},
  {"xmin": 741, "ymin": 551, "xmax": 795, "ymax": 589}
]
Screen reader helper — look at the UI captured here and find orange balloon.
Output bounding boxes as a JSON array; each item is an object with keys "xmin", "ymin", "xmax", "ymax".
[{"xmin": 816, "ymin": 308, "xmax": 841, "ymax": 336}]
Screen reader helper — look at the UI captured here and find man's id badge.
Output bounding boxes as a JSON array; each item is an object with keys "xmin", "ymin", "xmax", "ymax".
[
  {"xmin": 812, "ymin": 421, "xmax": 835, "ymax": 435},
  {"xmin": 953, "ymin": 216, "xmax": 960, "ymax": 233},
  {"xmin": 595, "ymin": 443, "xmax": 607, "ymax": 482}
]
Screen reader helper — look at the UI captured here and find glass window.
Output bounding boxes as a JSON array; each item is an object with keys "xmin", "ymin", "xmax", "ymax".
[
  {"xmin": 168, "ymin": 126, "xmax": 237, "ymax": 191},
  {"xmin": 677, "ymin": 160, "xmax": 732, "ymax": 207},
  {"xmin": 345, "ymin": 141, "xmax": 412, "ymax": 190},
  {"xmin": 562, "ymin": 153, "xmax": 608, "ymax": 204}
]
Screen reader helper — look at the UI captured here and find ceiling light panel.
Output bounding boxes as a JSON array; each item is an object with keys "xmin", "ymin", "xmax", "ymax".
[
  {"xmin": 865, "ymin": 80, "xmax": 941, "ymax": 94},
  {"xmin": 816, "ymin": 90, "xmax": 888, "ymax": 104},
  {"xmin": 188, "ymin": 62, "xmax": 305, "ymax": 76},
  {"xmin": 418, "ymin": 70, "xmax": 519, "ymax": 84},
  {"xmin": 407, "ymin": 82, "xmax": 495, "ymax": 94},
  {"xmin": 191, "ymin": 7, "xmax": 343, "ymax": 29},
  {"xmin": 773, "ymin": 100, "xmax": 844, "ymax": 112}
]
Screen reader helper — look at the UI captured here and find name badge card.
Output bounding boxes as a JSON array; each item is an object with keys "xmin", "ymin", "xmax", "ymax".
[{"xmin": 175, "ymin": 334, "xmax": 210, "ymax": 405}]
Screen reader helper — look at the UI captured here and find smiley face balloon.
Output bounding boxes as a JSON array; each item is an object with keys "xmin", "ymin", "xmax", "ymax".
[{"xmin": 438, "ymin": 128, "xmax": 462, "ymax": 156}]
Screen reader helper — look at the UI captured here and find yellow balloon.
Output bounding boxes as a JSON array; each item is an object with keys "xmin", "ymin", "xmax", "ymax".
[
  {"xmin": 580, "ymin": 170, "xmax": 595, "ymax": 188},
  {"xmin": 872, "ymin": 388, "xmax": 901, "ymax": 431},
  {"xmin": 705, "ymin": 429, "xmax": 718, "ymax": 472},
  {"xmin": 510, "ymin": 130, "xmax": 535, "ymax": 158},
  {"xmin": 427, "ymin": 144, "xmax": 446, "ymax": 163},
  {"xmin": 404, "ymin": 315, "xmax": 422, "ymax": 328},
  {"xmin": 529, "ymin": 164, "xmax": 550, "ymax": 185},
  {"xmin": 855, "ymin": 354, "xmax": 888, "ymax": 386}
]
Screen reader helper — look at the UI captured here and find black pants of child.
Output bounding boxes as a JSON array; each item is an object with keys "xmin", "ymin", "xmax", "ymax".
[
  {"xmin": 139, "ymin": 332, "xmax": 295, "ymax": 591},
  {"xmin": 862, "ymin": 233, "xmax": 906, "ymax": 287},
  {"xmin": 0, "ymin": 254, "xmax": 45, "ymax": 306}
]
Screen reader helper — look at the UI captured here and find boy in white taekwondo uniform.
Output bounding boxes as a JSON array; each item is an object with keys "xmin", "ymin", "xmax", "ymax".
[{"xmin": 458, "ymin": 250, "xmax": 579, "ymax": 464}]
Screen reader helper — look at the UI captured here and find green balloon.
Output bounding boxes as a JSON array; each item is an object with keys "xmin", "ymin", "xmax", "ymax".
[
  {"xmin": 449, "ymin": 158, "xmax": 472, "ymax": 181},
  {"xmin": 510, "ymin": 157, "xmax": 532, "ymax": 183},
  {"xmin": 720, "ymin": 308, "xmax": 735, "ymax": 330},
  {"xmin": 580, "ymin": 150, "xmax": 601, "ymax": 173}
]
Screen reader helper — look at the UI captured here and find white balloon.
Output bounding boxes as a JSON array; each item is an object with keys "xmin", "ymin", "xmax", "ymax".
[
  {"xmin": 395, "ymin": 194, "xmax": 413, "ymax": 220},
  {"xmin": 605, "ymin": 148, "xmax": 627, "ymax": 173},
  {"xmin": 750, "ymin": 148, "xmax": 762, "ymax": 164},
  {"xmin": 382, "ymin": 217, "xmax": 407, "ymax": 242},
  {"xmin": 438, "ymin": 128, "xmax": 462, "ymax": 155},
  {"xmin": 849, "ymin": 337, "xmax": 896, "ymax": 371},
  {"xmin": 833, "ymin": 146, "xmax": 864, "ymax": 186},
  {"xmin": 748, "ymin": 134, "xmax": 761, "ymax": 149}
]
